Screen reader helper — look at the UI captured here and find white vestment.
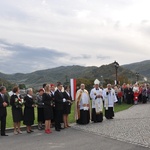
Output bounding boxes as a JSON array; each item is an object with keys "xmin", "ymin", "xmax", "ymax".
[
  {"xmin": 103, "ymin": 88, "xmax": 118, "ymax": 110},
  {"xmin": 79, "ymin": 91, "xmax": 90, "ymax": 110},
  {"xmin": 90, "ymin": 88, "xmax": 103, "ymax": 113}
]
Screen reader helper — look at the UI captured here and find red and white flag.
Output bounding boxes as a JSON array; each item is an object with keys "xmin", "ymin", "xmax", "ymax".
[{"xmin": 70, "ymin": 78, "xmax": 76, "ymax": 100}]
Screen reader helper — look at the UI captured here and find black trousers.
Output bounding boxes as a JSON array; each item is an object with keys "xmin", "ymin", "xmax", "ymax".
[
  {"xmin": 105, "ymin": 107, "xmax": 114, "ymax": 119},
  {"xmin": 0, "ymin": 115, "xmax": 6, "ymax": 135},
  {"xmin": 55, "ymin": 110, "xmax": 63, "ymax": 129}
]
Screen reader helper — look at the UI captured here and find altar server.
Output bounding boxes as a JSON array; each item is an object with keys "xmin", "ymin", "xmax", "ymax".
[{"xmin": 103, "ymin": 84, "xmax": 118, "ymax": 119}]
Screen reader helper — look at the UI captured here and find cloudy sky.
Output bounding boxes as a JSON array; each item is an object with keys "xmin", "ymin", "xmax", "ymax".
[{"xmin": 0, "ymin": 0, "xmax": 150, "ymax": 74}]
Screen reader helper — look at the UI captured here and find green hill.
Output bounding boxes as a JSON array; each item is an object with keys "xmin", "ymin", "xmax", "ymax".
[
  {"xmin": 0, "ymin": 62, "xmax": 148, "ymax": 89},
  {"xmin": 0, "ymin": 78, "xmax": 16, "ymax": 91},
  {"xmin": 122, "ymin": 60, "xmax": 150, "ymax": 80}
]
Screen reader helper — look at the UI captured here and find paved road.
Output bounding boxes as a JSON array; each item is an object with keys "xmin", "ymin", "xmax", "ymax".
[
  {"xmin": 72, "ymin": 103, "xmax": 150, "ymax": 148},
  {"xmin": 1, "ymin": 103, "xmax": 150, "ymax": 150},
  {"xmin": 0, "ymin": 128, "xmax": 148, "ymax": 150}
]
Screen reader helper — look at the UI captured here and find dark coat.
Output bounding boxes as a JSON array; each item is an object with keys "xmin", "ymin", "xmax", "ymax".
[
  {"xmin": 125, "ymin": 88, "xmax": 133, "ymax": 104},
  {"xmin": 63, "ymin": 91, "xmax": 72, "ymax": 114},
  {"xmin": 10, "ymin": 94, "xmax": 22, "ymax": 108},
  {"xmin": 10, "ymin": 94, "xmax": 23, "ymax": 122},
  {"xmin": 0, "ymin": 94, "xmax": 9, "ymax": 117},
  {"xmin": 43, "ymin": 93, "xmax": 53, "ymax": 108},
  {"xmin": 43, "ymin": 93, "xmax": 53, "ymax": 120},
  {"xmin": 54, "ymin": 90, "xmax": 64, "ymax": 111},
  {"xmin": 23, "ymin": 95, "xmax": 35, "ymax": 125}
]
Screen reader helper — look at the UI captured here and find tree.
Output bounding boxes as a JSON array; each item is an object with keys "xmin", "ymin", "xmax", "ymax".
[
  {"xmin": 76, "ymin": 78, "xmax": 94, "ymax": 92},
  {"xmin": 19, "ymin": 84, "xmax": 26, "ymax": 89}
]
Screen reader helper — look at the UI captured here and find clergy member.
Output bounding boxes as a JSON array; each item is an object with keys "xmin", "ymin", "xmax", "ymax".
[
  {"xmin": 75, "ymin": 84, "xmax": 90, "ymax": 125},
  {"xmin": 90, "ymin": 79, "xmax": 103, "ymax": 123},
  {"xmin": 103, "ymin": 84, "xmax": 118, "ymax": 119}
]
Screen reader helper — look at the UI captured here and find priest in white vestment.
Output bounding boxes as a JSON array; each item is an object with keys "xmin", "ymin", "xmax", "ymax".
[{"xmin": 75, "ymin": 84, "xmax": 91, "ymax": 124}]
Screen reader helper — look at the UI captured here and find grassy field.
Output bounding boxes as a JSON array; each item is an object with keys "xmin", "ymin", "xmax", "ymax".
[{"xmin": 6, "ymin": 102, "xmax": 132, "ymax": 128}]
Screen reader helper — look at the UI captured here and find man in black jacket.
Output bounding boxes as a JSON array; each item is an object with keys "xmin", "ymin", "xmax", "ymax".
[
  {"xmin": 54, "ymin": 82, "xmax": 66, "ymax": 131},
  {"xmin": 0, "ymin": 86, "xmax": 9, "ymax": 136}
]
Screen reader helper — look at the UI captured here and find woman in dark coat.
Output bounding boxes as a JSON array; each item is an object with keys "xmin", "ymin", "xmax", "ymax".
[
  {"xmin": 23, "ymin": 88, "xmax": 35, "ymax": 133},
  {"xmin": 125, "ymin": 84, "xmax": 133, "ymax": 104},
  {"xmin": 10, "ymin": 86, "xmax": 23, "ymax": 135},
  {"xmin": 63, "ymin": 85, "xmax": 72, "ymax": 128},
  {"xmin": 43, "ymin": 84, "xmax": 53, "ymax": 134}
]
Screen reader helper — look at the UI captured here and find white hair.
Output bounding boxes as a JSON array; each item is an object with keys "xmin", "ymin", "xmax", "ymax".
[
  {"xmin": 80, "ymin": 83, "xmax": 85, "ymax": 87},
  {"xmin": 27, "ymin": 88, "xmax": 33, "ymax": 94},
  {"xmin": 107, "ymin": 84, "xmax": 111, "ymax": 87}
]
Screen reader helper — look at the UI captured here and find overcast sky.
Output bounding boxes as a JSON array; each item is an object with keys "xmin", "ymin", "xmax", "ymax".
[{"xmin": 0, "ymin": 0, "xmax": 150, "ymax": 74}]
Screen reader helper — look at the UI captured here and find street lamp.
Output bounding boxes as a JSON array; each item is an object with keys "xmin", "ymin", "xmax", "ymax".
[
  {"xmin": 64, "ymin": 75, "xmax": 69, "ymax": 85},
  {"xmin": 101, "ymin": 75, "xmax": 103, "ymax": 87},
  {"xmin": 135, "ymin": 72, "xmax": 139, "ymax": 82},
  {"xmin": 114, "ymin": 61, "xmax": 119, "ymax": 85}
]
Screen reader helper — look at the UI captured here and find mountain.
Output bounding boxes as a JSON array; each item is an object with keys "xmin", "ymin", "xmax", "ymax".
[
  {"xmin": 122, "ymin": 60, "xmax": 150, "ymax": 80},
  {"xmin": 0, "ymin": 62, "xmax": 147, "ymax": 89},
  {"xmin": 0, "ymin": 77, "xmax": 16, "ymax": 91}
]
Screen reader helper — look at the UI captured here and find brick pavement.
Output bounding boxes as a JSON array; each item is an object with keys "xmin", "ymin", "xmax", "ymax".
[{"xmin": 72, "ymin": 103, "xmax": 150, "ymax": 148}]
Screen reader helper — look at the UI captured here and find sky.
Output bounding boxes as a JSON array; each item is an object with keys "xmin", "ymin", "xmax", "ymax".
[{"xmin": 0, "ymin": 0, "xmax": 150, "ymax": 74}]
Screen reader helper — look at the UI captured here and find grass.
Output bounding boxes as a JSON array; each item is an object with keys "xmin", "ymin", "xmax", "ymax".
[
  {"xmin": 6, "ymin": 102, "xmax": 132, "ymax": 128},
  {"xmin": 114, "ymin": 103, "xmax": 133, "ymax": 113}
]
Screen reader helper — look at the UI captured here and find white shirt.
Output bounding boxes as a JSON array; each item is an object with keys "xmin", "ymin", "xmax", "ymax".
[
  {"xmin": 0, "ymin": 93, "xmax": 4, "ymax": 99},
  {"xmin": 13, "ymin": 93, "xmax": 20, "ymax": 98},
  {"xmin": 27, "ymin": 94, "xmax": 32, "ymax": 98},
  {"xmin": 133, "ymin": 86, "xmax": 139, "ymax": 93},
  {"xmin": 51, "ymin": 91, "xmax": 55, "ymax": 95},
  {"xmin": 65, "ymin": 91, "xmax": 70, "ymax": 97}
]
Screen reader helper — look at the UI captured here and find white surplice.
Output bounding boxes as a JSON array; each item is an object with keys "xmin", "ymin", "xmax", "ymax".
[
  {"xmin": 90, "ymin": 88, "xmax": 103, "ymax": 113},
  {"xmin": 103, "ymin": 88, "xmax": 118, "ymax": 110}
]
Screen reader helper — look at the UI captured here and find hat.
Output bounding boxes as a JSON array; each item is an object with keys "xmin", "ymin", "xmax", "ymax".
[
  {"xmin": 50, "ymin": 84, "xmax": 55, "ymax": 87},
  {"xmin": 94, "ymin": 79, "xmax": 100, "ymax": 85},
  {"xmin": 39, "ymin": 88, "xmax": 44, "ymax": 92}
]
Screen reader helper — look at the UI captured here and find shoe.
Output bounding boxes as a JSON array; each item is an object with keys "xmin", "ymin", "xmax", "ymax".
[
  {"xmin": 38, "ymin": 124, "xmax": 43, "ymax": 130},
  {"xmin": 18, "ymin": 130, "xmax": 23, "ymax": 134},
  {"xmin": 27, "ymin": 131, "xmax": 31, "ymax": 134},
  {"xmin": 67, "ymin": 125, "xmax": 71, "ymax": 127},
  {"xmin": 106, "ymin": 117, "xmax": 110, "ymax": 120},
  {"xmin": 55, "ymin": 129, "xmax": 60, "ymax": 132},
  {"xmin": 14, "ymin": 131, "xmax": 18, "ymax": 135},
  {"xmin": 30, "ymin": 130, "xmax": 34, "ymax": 132},
  {"xmin": 1, "ymin": 134, "xmax": 8, "ymax": 136},
  {"xmin": 38, "ymin": 127, "xmax": 42, "ymax": 130},
  {"xmin": 48, "ymin": 129, "xmax": 52, "ymax": 133},
  {"xmin": 59, "ymin": 127, "xmax": 64, "ymax": 130},
  {"xmin": 110, "ymin": 117, "xmax": 114, "ymax": 119},
  {"xmin": 45, "ymin": 130, "xmax": 50, "ymax": 134}
]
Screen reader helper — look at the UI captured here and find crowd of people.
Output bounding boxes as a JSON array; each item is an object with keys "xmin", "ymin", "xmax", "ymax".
[
  {"xmin": 0, "ymin": 79, "xmax": 149, "ymax": 136},
  {"xmin": 114, "ymin": 83, "xmax": 150, "ymax": 105},
  {"xmin": 0, "ymin": 83, "xmax": 73, "ymax": 136}
]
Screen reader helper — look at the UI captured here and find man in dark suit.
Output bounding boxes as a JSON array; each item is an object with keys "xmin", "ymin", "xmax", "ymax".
[
  {"xmin": 50, "ymin": 84, "xmax": 56, "ymax": 128},
  {"xmin": 54, "ymin": 82, "xmax": 66, "ymax": 131},
  {"xmin": 0, "ymin": 86, "xmax": 9, "ymax": 136}
]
